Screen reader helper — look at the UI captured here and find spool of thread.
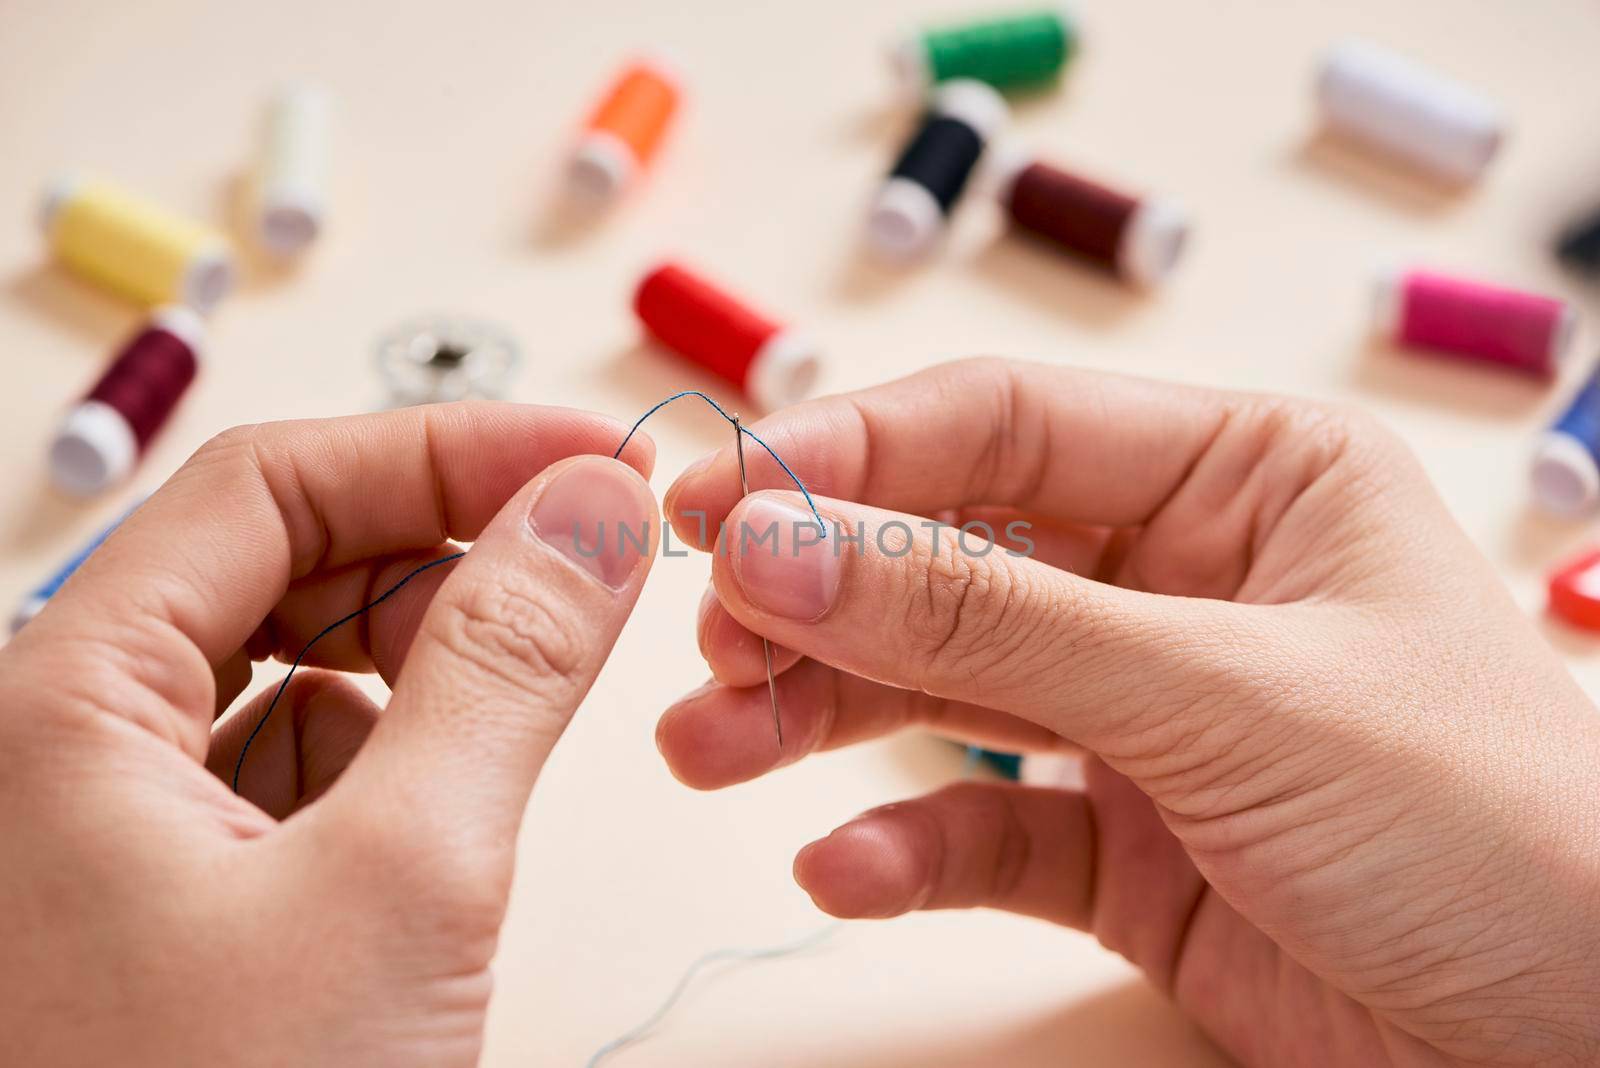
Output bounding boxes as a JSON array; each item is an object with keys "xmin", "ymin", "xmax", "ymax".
[
  {"xmin": 253, "ymin": 85, "xmax": 330, "ymax": 258},
  {"xmin": 10, "ymin": 500, "xmax": 142, "ymax": 635},
  {"xmin": 1549, "ymin": 546, "xmax": 1600, "ymax": 632},
  {"xmin": 1373, "ymin": 269, "xmax": 1575, "ymax": 377},
  {"xmin": 1019, "ymin": 752, "xmax": 1086, "ymax": 789},
  {"xmin": 890, "ymin": 7, "xmax": 1075, "ymax": 92},
  {"xmin": 1556, "ymin": 208, "xmax": 1600, "ymax": 277},
  {"xmin": 569, "ymin": 57, "xmax": 681, "ymax": 202},
  {"xmin": 868, "ymin": 79, "xmax": 1007, "ymax": 262},
  {"xmin": 50, "ymin": 307, "xmax": 201, "ymax": 498},
  {"xmin": 633, "ymin": 262, "xmax": 820, "ymax": 411},
  {"xmin": 375, "ymin": 316, "xmax": 522, "ymax": 406},
  {"xmin": 39, "ymin": 176, "xmax": 234, "ymax": 311},
  {"xmin": 1531, "ymin": 362, "xmax": 1600, "ymax": 515},
  {"xmin": 1315, "ymin": 40, "xmax": 1505, "ymax": 184},
  {"xmin": 993, "ymin": 148, "xmax": 1188, "ymax": 286}
]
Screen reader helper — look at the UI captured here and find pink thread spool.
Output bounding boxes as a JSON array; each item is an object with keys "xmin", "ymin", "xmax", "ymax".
[
  {"xmin": 1373, "ymin": 268, "xmax": 1576, "ymax": 376},
  {"xmin": 50, "ymin": 306, "xmax": 201, "ymax": 497}
]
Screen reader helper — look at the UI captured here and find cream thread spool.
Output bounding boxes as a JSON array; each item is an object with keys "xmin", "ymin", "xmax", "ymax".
[
  {"xmin": 253, "ymin": 85, "xmax": 331, "ymax": 258},
  {"xmin": 1315, "ymin": 40, "xmax": 1505, "ymax": 184}
]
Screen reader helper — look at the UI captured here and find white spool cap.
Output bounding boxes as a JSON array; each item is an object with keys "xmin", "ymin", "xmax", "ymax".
[
  {"xmin": 1371, "ymin": 267, "xmax": 1405, "ymax": 338},
  {"xmin": 10, "ymin": 597, "xmax": 47, "ymax": 636},
  {"xmin": 48, "ymin": 307, "xmax": 203, "ymax": 498},
  {"xmin": 37, "ymin": 173, "xmax": 82, "ymax": 236},
  {"xmin": 868, "ymin": 177, "xmax": 945, "ymax": 262},
  {"xmin": 932, "ymin": 78, "xmax": 1008, "ymax": 143},
  {"xmin": 986, "ymin": 140, "xmax": 1034, "ymax": 203},
  {"xmin": 568, "ymin": 130, "xmax": 639, "ymax": 203},
  {"xmin": 1549, "ymin": 305, "xmax": 1580, "ymax": 367},
  {"xmin": 747, "ymin": 329, "xmax": 821, "ymax": 411},
  {"xmin": 51, "ymin": 401, "xmax": 138, "ymax": 498},
  {"xmin": 1117, "ymin": 197, "xmax": 1189, "ymax": 287},
  {"xmin": 182, "ymin": 244, "xmax": 235, "ymax": 313},
  {"xmin": 1020, "ymin": 752, "xmax": 1085, "ymax": 790},
  {"xmin": 149, "ymin": 303, "xmax": 206, "ymax": 353},
  {"xmin": 1316, "ymin": 39, "xmax": 1505, "ymax": 184},
  {"xmin": 887, "ymin": 32, "xmax": 932, "ymax": 94},
  {"xmin": 1532, "ymin": 432, "xmax": 1600, "ymax": 516},
  {"xmin": 255, "ymin": 85, "xmax": 330, "ymax": 259}
]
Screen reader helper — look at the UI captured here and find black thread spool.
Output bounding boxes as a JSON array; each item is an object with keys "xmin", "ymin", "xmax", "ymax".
[
  {"xmin": 867, "ymin": 78, "xmax": 1007, "ymax": 262},
  {"xmin": 1558, "ymin": 207, "xmax": 1600, "ymax": 277}
]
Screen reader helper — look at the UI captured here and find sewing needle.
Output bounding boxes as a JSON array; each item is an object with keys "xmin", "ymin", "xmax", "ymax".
[{"xmin": 733, "ymin": 414, "xmax": 783, "ymax": 749}]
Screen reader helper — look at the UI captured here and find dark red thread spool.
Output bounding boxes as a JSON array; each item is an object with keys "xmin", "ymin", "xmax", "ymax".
[
  {"xmin": 50, "ymin": 306, "xmax": 201, "ymax": 497},
  {"xmin": 633, "ymin": 262, "xmax": 819, "ymax": 410},
  {"xmin": 995, "ymin": 150, "xmax": 1189, "ymax": 287}
]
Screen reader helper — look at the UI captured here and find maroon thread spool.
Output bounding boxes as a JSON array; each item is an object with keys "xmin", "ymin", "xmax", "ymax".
[
  {"xmin": 50, "ymin": 306, "xmax": 201, "ymax": 496},
  {"xmin": 994, "ymin": 148, "xmax": 1189, "ymax": 287}
]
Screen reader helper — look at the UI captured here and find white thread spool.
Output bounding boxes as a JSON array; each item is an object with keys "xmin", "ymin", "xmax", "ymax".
[
  {"xmin": 253, "ymin": 85, "xmax": 330, "ymax": 258},
  {"xmin": 1315, "ymin": 40, "xmax": 1505, "ymax": 184}
]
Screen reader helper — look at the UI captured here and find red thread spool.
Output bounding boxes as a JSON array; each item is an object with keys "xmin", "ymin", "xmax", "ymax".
[
  {"xmin": 1373, "ymin": 268, "xmax": 1576, "ymax": 376},
  {"xmin": 633, "ymin": 262, "xmax": 820, "ymax": 410},
  {"xmin": 1549, "ymin": 546, "xmax": 1600, "ymax": 632},
  {"xmin": 50, "ymin": 306, "xmax": 201, "ymax": 496},
  {"xmin": 994, "ymin": 150, "xmax": 1189, "ymax": 287}
]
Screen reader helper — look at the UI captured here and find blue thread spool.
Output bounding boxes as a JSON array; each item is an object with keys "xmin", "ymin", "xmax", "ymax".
[
  {"xmin": 10, "ymin": 501, "xmax": 141, "ymax": 635},
  {"xmin": 1532, "ymin": 362, "xmax": 1600, "ymax": 515}
]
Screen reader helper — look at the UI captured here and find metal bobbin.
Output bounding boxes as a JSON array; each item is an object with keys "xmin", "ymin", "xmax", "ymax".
[{"xmin": 375, "ymin": 315, "xmax": 521, "ymax": 406}]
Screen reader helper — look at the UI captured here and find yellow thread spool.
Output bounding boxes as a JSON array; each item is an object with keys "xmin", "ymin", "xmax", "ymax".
[{"xmin": 39, "ymin": 176, "xmax": 235, "ymax": 312}]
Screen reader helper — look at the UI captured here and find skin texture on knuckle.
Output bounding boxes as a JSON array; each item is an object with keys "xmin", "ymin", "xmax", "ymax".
[
  {"xmin": 424, "ymin": 579, "xmax": 591, "ymax": 706},
  {"xmin": 898, "ymin": 526, "xmax": 1032, "ymax": 694},
  {"xmin": 171, "ymin": 419, "xmax": 338, "ymax": 581}
]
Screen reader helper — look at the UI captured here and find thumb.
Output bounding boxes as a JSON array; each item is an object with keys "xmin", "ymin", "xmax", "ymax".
[{"xmin": 319, "ymin": 455, "xmax": 657, "ymax": 865}]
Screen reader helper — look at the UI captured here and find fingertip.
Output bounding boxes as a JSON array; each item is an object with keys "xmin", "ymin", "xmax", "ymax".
[
  {"xmin": 698, "ymin": 588, "xmax": 803, "ymax": 685},
  {"xmin": 656, "ymin": 697, "xmax": 732, "ymax": 789},
  {"xmin": 793, "ymin": 814, "xmax": 929, "ymax": 919},
  {"xmin": 612, "ymin": 423, "xmax": 657, "ymax": 479},
  {"xmin": 655, "ymin": 683, "xmax": 777, "ymax": 790},
  {"xmin": 663, "ymin": 450, "xmax": 728, "ymax": 550}
]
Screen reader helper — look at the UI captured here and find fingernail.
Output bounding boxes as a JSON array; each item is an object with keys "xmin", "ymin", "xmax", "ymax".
[
  {"xmin": 731, "ymin": 496, "xmax": 838, "ymax": 621},
  {"xmin": 529, "ymin": 459, "xmax": 651, "ymax": 590}
]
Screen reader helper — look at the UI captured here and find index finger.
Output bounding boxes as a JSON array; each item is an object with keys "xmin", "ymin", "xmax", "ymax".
[
  {"xmin": 6, "ymin": 402, "xmax": 653, "ymax": 760},
  {"xmin": 663, "ymin": 357, "xmax": 1230, "ymax": 548}
]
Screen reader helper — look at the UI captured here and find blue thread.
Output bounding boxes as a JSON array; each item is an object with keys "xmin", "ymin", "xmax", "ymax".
[
  {"xmin": 230, "ymin": 551, "xmax": 465, "ymax": 791},
  {"xmin": 613, "ymin": 389, "xmax": 827, "ymax": 538},
  {"xmin": 583, "ymin": 740, "xmax": 995, "ymax": 1062},
  {"xmin": 584, "ymin": 924, "xmax": 841, "ymax": 1067},
  {"xmin": 230, "ymin": 391, "xmax": 827, "ymax": 792}
]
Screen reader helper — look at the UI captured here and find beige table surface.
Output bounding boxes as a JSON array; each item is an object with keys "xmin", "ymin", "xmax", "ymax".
[{"xmin": 5, "ymin": 0, "xmax": 1600, "ymax": 1064}]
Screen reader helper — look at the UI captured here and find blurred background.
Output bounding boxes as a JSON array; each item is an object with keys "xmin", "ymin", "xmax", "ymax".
[{"xmin": 4, "ymin": 0, "xmax": 1599, "ymax": 1063}]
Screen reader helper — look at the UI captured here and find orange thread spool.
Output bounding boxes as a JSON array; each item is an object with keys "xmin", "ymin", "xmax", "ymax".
[{"xmin": 569, "ymin": 58, "xmax": 681, "ymax": 202}]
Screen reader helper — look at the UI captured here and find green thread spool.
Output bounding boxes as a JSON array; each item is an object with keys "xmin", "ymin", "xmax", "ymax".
[{"xmin": 892, "ymin": 8, "xmax": 1076, "ymax": 92}]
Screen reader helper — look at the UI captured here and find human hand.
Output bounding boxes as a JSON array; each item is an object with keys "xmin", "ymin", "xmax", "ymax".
[
  {"xmin": 657, "ymin": 357, "xmax": 1600, "ymax": 1067},
  {"xmin": 0, "ymin": 403, "xmax": 658, "ymax": 1066}
]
